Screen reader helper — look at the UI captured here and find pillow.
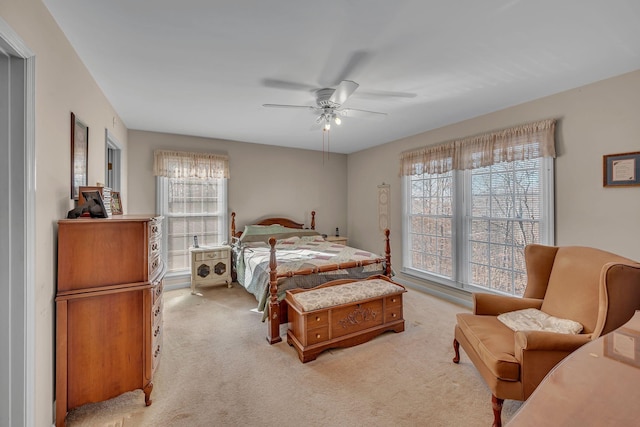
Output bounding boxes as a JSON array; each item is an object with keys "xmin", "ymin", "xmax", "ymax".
[
  {"xmin": 238, "ymin": 224, "xmax": 286, "ymax": 243},
  {"xmin": 497, "ymin": 308, "xmax": 583, "ymax": 335},
  {"xmin": 300, "ymin": 235, "xmax": 326, "ymax": 243},
  {"xmin": 239, "ymin": 224, "xmax": 319, "ymax": 243},
  {"xmin": 277, "ymin": 236, "xmax": 301, "ymax": 245},
  {"xmin": 242, "ymin": 241, "xmax": 269, "ymax": 248}
]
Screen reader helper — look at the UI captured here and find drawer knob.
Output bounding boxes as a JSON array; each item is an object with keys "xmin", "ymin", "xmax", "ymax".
[
  {"xmin": 315, "ymin": 316, "xmax": 321, "ymax": 322},
  {"xmin": 391, "ymin": 313, "xmax": 396, "ymax": 318},
  {"xmin": 316, "ymin": 333, "xmax": 321, "ymax": 339},
  {"xmin": 391, "ymin": 298, "xmax": 396, "ymax": 302}
]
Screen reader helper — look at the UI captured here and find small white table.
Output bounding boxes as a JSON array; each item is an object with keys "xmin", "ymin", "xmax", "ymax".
[
  {"xmin": 325, "ymin": 235, "xmax": 348, "ymax": 246},
  {"xmin": 190, "ymin": 245, "xmax": 232, "ymax": 295}
]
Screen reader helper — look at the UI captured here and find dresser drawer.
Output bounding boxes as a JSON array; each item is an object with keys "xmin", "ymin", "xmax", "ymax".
[
  {"xmin": 152, "ymin": 280, "xmax": 163, "ymax": 305},
  {"xmin": 306, "ymin": 326, "xmax": 330, "ymax": 345},
  {"xmin": 385, "ymin": 294, "xmax": 402, "ymax": 308},
  {"xmin": 385, "ymin": 305, "xmax": 403, "ymax": 323},
  {"xmin": 149, "ymin": 237, "xmax": 161, "ymax": 260},
  {"xmin": 149, "ymin": 254, "xmax": 161, "ymax": 280},
  {"xmin": 195, "ymin": 249, "xmax": 229, "ymax": 261},
  {"xmin": 152, "ymin": 297, "xmax": 163, "ymax": 324},
  {"xmin": 148, "ymin": 218, "xmax": 162, "ymax": 241},
  {"xmin": 151, "ymin": 339, "xmax": 162, "ymax": 373},
  {"xmin": 306, "ymin": 311, "xmax": 329, "ymax": 329}
]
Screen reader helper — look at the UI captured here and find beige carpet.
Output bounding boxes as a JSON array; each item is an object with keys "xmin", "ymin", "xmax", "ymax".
[{"xmin": 65, "ymin": 283, "xmax": 521, "ymax": 426}]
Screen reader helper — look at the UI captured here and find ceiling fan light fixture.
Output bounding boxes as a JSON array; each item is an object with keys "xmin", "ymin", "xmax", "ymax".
[{"xmin": 334, "ymin": 116, "xmax": 341, "ymax": 125}]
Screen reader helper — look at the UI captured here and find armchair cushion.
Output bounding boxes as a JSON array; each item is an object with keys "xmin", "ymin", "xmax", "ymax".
[
  {"xmin": 456, "ymin": 313, "xmax": 520, "ymax": 381},
  {"xmin": 497, "ymin": 308, "xmax": 583, "ymax": 334}
]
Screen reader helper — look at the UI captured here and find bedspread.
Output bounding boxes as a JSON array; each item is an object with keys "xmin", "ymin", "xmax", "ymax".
[{"xmin": 234, "ymin": 236, "xmax": 386, "ymax": 316}]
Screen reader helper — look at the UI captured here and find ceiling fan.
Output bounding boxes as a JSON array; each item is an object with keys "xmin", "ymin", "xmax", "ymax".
[{"xmin": 263, "ymin": 80, "xmax": 388, "ymax": 131}]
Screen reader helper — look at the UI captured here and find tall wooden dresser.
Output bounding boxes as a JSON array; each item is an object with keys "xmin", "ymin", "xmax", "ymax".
[{"xmin": 55, "ymin": 215, "xmax": 165, "ymax": 427}]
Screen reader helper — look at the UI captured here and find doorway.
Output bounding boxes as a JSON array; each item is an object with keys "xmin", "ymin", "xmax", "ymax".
[{"xmin": 0, "ymin": 17, "xmax": 36, "ymax": 427}]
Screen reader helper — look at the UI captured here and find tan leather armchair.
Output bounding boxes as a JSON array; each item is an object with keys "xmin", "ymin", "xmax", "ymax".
[{"xmin": 452, "ymin": 244, "xmax": 640, "ymax": 427}]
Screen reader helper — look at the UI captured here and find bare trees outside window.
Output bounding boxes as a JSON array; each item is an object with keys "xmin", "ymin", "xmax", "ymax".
[{"xmin": 406, "ymin": 157, "xmax": 553, "ymax": 297}]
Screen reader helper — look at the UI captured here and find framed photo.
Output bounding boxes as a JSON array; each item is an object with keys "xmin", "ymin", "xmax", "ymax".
[
  {"xmin": 604, "ymin": 327, "xmax": 640, "ymax": 368},
  {"xmin": 603, "ymin": 151, "xmax": 640, "ymax": 187},
  {"xmin": 80, "ymin": 190, "xmax": 109, "ymax": 218},
  {"xmin": 71, "ymin": 112, "xmax": 89, "ymax": 199},
  {"xmin": 111, "ymin": 191, "xmax": 123, "ymax": 215}
]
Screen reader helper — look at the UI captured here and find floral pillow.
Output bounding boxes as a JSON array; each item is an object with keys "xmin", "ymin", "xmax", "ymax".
[{"xmin": 497, "ymin": 308, "xmax": 583, "ymax": 334}]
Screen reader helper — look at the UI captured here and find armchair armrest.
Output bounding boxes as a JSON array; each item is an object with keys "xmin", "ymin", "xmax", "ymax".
[
  {"xmin": 514, "ymin": 330, "xmax": 592, "ymax": 356},
  {"xmin": 473, "ymin": 293, "xmax": 543, "ymax": 315}
]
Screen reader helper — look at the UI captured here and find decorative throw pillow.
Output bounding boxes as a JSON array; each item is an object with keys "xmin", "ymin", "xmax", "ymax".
[{"xmin": 497, "ymin": 308, "xmax": 583, "ymax": 334}]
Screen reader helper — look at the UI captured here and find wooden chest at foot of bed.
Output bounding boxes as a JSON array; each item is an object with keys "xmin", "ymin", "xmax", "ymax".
[{"xmin": 285, "ymin": 275, "xmax": 406, "ymax": 363}]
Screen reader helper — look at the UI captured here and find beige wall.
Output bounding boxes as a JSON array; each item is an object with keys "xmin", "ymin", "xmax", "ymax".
[
  {"xmin": 3, "ymin": 1, "xmax": 640, "ymax": 424},
  {"xmin": 348, "ymin": 70, "xmax": 640, "ymax": 294},
  {"xmin": 1, "ymin": 1, "xmax": 128, "ymax": 425},
  {"xmin": 127, "ymin": 130, "xmax": 348, "ymax": 238}
]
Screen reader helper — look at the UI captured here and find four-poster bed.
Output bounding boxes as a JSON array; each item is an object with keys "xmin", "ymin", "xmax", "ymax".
[{"xmin": 230, "ymin": 211, "xmax": 392, "ymax": 344}]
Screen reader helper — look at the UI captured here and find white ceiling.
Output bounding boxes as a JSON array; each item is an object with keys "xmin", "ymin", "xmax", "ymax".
[{"xmin": 43, "ymin": 0, "xmax": 640, "ymax": 154}]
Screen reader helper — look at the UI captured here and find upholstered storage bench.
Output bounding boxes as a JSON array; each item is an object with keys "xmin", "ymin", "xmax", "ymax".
[{"xmin": 285, "ymin": 275, "xmax": 406, "ymax": 363}]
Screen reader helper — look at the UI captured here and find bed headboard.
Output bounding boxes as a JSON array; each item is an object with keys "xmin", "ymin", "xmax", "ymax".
[{"xmin": 230, "ymin": 211, "xmax": 315, "ymax": 239}]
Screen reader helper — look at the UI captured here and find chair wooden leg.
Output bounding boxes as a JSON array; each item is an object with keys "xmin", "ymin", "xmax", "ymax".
[
  {"xmin": 452, "ymin": 338, "xmax": 460, "ymax": 363},
  {"xmin": 491, "ymin": 394, "xmax": 504, "ymax": 427}
]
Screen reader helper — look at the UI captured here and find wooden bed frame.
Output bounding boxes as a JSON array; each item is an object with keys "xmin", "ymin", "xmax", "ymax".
[{"xmin": 230, "ymin": 212, "xmax": 392, "ymax": 344}]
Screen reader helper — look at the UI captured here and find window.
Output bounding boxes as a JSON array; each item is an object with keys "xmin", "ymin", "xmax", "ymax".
[
  {"xmin": 153, "ymin": 150, "xmax": 229, "ymax": 274},
  {"xmin": 401, "ymin": 120, "xmax": 555, "ymax": 297},
  {"xmin": 158, "ymin": 177, "xmax": 227, "ymax": 272}
]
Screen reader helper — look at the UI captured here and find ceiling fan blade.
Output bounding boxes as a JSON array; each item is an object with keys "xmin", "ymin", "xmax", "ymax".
[
  {"xmin": 320, "ymin": 50, "xmax": 371, "ymax": 87},
  {"xmin": 262, "ymin": 104, "xmax": 317, "ymax": 111},
  {"xmin": 356, "ymin": 89, "xmax": 417, "ymax": 99},
  {"xmin": 329, "ymin": 80, "xmax": 359, "ymax": 106},
  {"xmin": 341, "ymin": 107, "xmax": 387, "ymax": 118},
  {"xmin": 261, "ymin": 78, "xmax": 317, "ymax": 92}
]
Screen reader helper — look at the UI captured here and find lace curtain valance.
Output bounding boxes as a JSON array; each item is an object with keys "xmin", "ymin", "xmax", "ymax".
[
  {"xmin": 153, "ymin": 150, "xmax": 229, "ymax": 179},
  {"xmin": 400, "ymin": 119, "xmax": 556, "ymax": 176}
]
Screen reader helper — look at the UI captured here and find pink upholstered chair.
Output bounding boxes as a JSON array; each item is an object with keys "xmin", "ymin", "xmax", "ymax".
[{"xmin": 452, "ymin": 244, "xmax": 640, "ymax": 427}]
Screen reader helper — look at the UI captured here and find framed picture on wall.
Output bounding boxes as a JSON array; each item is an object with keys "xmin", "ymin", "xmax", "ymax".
[
  {"xmin": 603, "ymin": 151, "xmax": 640, "ymax": 187},
  {"xmin": 70, "ymin": 112, "xmax": 89, "ymax": 199}
]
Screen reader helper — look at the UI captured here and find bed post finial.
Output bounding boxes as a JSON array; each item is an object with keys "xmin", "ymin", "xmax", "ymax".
[
  {"xmin": 384, "ymin": 229, "xmax": 391, "ymax": 277},
  {"xmin": 231, "ymin": 212, "xmax": 236, "ymax": 239},
  {"xmin": 267, "ymin": 237, "xmax": 282, "ymax": 344},
  {"xmin": 311, "ymin": 211, "xmax": 316, "ymax": 230}
]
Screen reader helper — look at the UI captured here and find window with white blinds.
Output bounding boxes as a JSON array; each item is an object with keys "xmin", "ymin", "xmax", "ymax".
[
  {"xmin": 158, "ymin": 177, "xmax": 227, "ymax": 273},
  {"xmin": 404, "ymin": 157, "xmax": 553, "ymax": 296}
]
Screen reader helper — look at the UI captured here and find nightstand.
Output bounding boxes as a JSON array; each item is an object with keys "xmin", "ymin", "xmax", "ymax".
[
  {"xmin": 190, "ymin": 245, "xmax": 232, "ymax": 295},
  {"xmin": 325, "ymin": 236, "xmax": 348, "ymax": 246}
]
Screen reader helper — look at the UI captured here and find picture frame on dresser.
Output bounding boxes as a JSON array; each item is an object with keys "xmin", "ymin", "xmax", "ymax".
[
  {"xmin": 80, "ymin": 190, "xmax": 109, "ymax": 218},
  {"xmin": 70, "ymin": 112, "xmax": 89, "ymax": 200},
  {"xmin": 111, "ymin": 191, "xmax": 123, "ymax": 214}
]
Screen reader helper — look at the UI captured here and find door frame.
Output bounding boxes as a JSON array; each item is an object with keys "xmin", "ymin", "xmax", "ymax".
[{"xmin": 0, "ymin": 17, "xmax": 36, "ymax": 427}]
